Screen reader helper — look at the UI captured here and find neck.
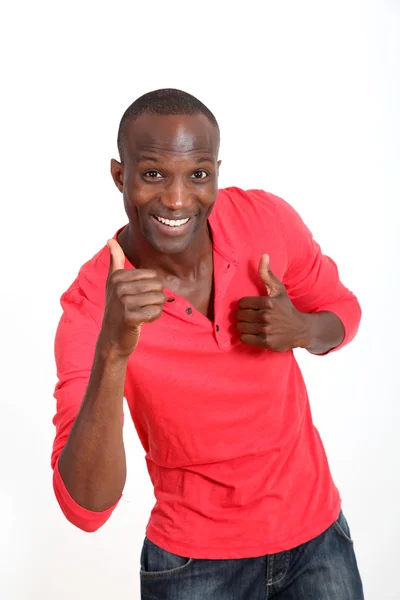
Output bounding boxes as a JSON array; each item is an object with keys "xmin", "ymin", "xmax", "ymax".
[{"xmin": 118, "ymin": 222, "xmax": 213, "ymax": 281}]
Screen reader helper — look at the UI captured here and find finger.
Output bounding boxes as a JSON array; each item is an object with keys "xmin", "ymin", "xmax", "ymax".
[
  {"xmin": 258, "ymin": 254, "xmax": 282, "ymax": 297},
  {"xmin": 236, "ymin": 309, "xmax": 269, "ymax": 324},
  {"xmin": 237, "ymin": 322, "xmax": 268, "ymax": 335},
  {"xmin": 125, "ymin": 291, "xmax": 167, "ymax": 310},
  {"xmin": 107, "ymin": 239, "xmax": 126, "ymax": 274},
  {"xmin": 238, "ymin": 297, "xmax": 273, "ymax": 310},
  {"xmin": 115, "ymin": 278, "xmax": 164, "ymax": 298},
  {"xmin": 133, "ymin": 304, "xmax": 164, "ymax": 324},
  {"xmin": 239, "ymin": 333, "xmax": 267, "ymax": 348},
  {"xmin": 109, "ymin": 268, "xmax": 159, "ymax": 284}
]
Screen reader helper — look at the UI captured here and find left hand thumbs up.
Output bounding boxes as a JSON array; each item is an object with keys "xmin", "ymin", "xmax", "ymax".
[
  {"xmin": 236, "ymin": 254, "xmax": 310, "ymax": 351},
  {"xmin": 258, "ymin": 254, "xmax": 285, "ymax": 297}
]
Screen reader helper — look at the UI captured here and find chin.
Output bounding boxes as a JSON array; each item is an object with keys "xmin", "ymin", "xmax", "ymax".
[
  {"xmin": 149, "ymin": 237, "xmax": 193, "ymax": 254},
  {"xmin": 143, "ymin": 218, "xmax": 202, "ymax": 254}
]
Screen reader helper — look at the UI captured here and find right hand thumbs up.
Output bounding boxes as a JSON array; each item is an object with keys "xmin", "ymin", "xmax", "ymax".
[
  {"xmin": 107, "ymin": 238, "xmax": 126, "ymax": 273},
  {"xmin": 99, "ymin": 239, "xmax": 167, "ymax": 358}
]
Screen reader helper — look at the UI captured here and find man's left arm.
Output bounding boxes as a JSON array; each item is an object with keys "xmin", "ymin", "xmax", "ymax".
[
  {"xmin": 236, "ymin": 195, "xmax": 362, "ymax": 355},
  {"xmin": 301, "ymin": 311, "xmax": 347, "ymax": 355}
]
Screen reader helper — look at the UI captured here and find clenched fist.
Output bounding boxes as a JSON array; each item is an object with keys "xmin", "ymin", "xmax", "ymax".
[
  {"xmin": 236, "ymin": 254, "xmax": 310, "ymax": 352},
  {"xmin": 99, "ymin": 239, "xmax": 166, "ymax": 358}
]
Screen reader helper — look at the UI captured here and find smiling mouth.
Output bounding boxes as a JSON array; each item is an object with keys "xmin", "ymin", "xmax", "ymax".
[{"xmin": 153, "ymin": 215, "xmax": 191, "ymax": 228}]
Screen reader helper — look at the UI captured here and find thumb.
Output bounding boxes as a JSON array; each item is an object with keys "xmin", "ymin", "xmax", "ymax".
[
  {"xmin": 258, "ymin": 254, "xmax": 281, "ymax": 297},
  {"xmin": 107, "ymin": 238, "xmax": 126, "ymax": 274}
]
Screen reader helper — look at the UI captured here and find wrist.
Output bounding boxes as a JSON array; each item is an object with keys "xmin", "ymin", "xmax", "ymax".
[
  {"xmin": 296, "ymin": 312, "xmax": 313, "ymax": 349},
  {"xmin": 297, "ymin": 311, "xmax": 345, "ymax": 354},
  {"xmin": 96, "ymin": 333, "xmax": 132, "ymax": 364}
]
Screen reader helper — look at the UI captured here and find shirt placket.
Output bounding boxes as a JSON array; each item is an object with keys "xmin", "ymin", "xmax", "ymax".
[{"xmin": 161, "ymin": 249, "xmax": 238, "ymax": 349}]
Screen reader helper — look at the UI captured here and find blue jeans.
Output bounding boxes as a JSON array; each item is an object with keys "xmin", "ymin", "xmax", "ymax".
[{"xmin": 140, "ymin": 511, "xmax": 363, "ymax": 599}]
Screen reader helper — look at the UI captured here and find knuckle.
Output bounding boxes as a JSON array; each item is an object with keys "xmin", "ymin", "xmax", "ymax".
[
  {"xmin": 146, "ymin": 306, "xmax": 163, "ymax": 322},
  {"xmin": 136, "ymin": 269, "xmax": 157, "ymax": 278},
  {"xmin": 132, "ymin": 281, "xmax": 149, "ymax": 295},
  {"xmin": 155, "ymin": 280, "xmax": 165, "ymax": 292},
  {"xmin": 109, "ymin": 270, "xmax": 125, "ymax": 284},
  {"xmin": 138, "ymin": 279, "xmax": 164, "ymax": 295},
  {"xmin": 136, "ymin": 282, "xmax": 152, "ymax": 295},
  {"xmin": 124, "ymin": 298, "xmax": 136, "ymax": 312},
  {"xmin": 106, "ymin": 273, "xmax": 117, "ymax": 291},
  {"xmin": 115, "ymin": 283, "xmax": 127, "ymax": 299},
  {"xmin": 132, "ymin": 271, "xmax": 158, "ymax": 286},
  {"xmin": 124, "ymin": 305, "xmax": 137, "ymax": 323}
]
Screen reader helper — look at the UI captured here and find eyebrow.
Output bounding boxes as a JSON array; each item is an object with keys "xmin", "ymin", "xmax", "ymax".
[
  {"xmin": 136, "ymin": 155, "xmax": 213, "ymax": 165},
  {"xmin": 136, "ymin": 155, "xmax": 161, "ymax": 163}
]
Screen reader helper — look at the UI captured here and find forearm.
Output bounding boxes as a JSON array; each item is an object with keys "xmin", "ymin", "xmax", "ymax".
[
  {"xmin": 301, "ymin": 310, "xmax": 345, "ymax": 355},
  {"xmin": 58, "ymin": 337, "xmax": 129, "ymax": 511}
]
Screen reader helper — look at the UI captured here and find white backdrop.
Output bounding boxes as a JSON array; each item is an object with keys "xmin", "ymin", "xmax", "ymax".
[{"xmin": 1, "ymin": 1, "xmax": 399, "ymax": 598}]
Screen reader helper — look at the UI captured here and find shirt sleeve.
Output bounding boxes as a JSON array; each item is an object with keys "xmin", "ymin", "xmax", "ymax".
[
  {"xmin": 272, "ymin": 194, "xmax": 362, "ymax": 354},
  {"xmin": 51, "ymin": 285, "xmax": 121, "ymax": 532}
]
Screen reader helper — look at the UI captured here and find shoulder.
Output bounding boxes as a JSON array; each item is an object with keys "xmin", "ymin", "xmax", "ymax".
[
  {"xmin": 214, "ymin": 186, "xmax": 298, "ymax": 224},
  {"xmin": 54, "ymin": 246, "xmax": 109, "ymax": 368},
  {"xmin": 216, "ymin": 186, "xmax": 311, "ymax": 234},
  {"xmin": 211, "ymin": 186, "xmax": 301, "ymax": 242},
  {"xmin": 211, "ymin": 188, "xmax": 311, "ymax": 277}
]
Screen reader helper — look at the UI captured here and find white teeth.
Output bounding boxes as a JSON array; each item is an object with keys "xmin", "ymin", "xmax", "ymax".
[{"xmin": 155, "ymin": 216, "xmax": 190, "ymax": 227}]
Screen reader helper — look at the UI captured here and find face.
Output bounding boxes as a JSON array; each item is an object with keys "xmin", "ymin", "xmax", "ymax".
[{"xmin": 110, "ymin": 113, "xmax": 221, "ymax": 254}]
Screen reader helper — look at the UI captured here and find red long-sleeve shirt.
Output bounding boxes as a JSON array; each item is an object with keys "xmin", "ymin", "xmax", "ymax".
[{"xmin": 51, "ymin": 187, "xmax": 361, "ymax": 559}]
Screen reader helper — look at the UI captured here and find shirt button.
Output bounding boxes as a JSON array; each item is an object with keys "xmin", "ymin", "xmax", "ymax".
[
  {"xmin": 216, "ymin": 324, "xmax": 220, "ymax": 332},
  {"xmin": 186, "ymin": 307, "xmax": 193, "ymax": 315}
]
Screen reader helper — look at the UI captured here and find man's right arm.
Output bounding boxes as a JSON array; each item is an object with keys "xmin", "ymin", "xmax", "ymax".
[
  {"xmin": 57, "ymin": 340, "xmax": 128, "ymax": 513},
  {"xmin": 51, "ymin": 288, "xmax": 125, "ymax": 532},
  {"xmin": 52, "ymin": 239, "xmax": 166, "ymax": 532}
]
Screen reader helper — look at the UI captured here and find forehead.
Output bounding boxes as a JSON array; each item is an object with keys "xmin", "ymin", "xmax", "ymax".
[{"xmin": 123, "ymin": 113, "xmax": 219, "ymax": 158}]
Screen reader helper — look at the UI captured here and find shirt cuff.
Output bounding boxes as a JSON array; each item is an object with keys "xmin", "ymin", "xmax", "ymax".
[
  {"xmin": 313, "ymin": 298, "xmax": 362, "ymax": 355},
  {"xmin": 53, "ymin": 459, "xmax": 121, "ymax": 532}
]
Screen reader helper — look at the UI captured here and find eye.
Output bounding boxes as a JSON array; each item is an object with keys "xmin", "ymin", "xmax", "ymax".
[
  {"xmin": 191, "ymin": 170, "xmax": 209, "ymax": 180},
  {"xmin": 144, "ymin": 170, "xmax": 163, "ymax": 179}
]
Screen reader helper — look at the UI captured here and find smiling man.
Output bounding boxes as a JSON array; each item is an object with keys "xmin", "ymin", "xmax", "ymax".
[{"xmin": 51, "ymin": 88, "xmax": 364, "ymax": 599}]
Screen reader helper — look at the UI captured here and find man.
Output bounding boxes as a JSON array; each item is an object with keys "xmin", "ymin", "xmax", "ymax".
[{"xmin": 51, "ymin": 88, "xmax": 364, "ymax": 599}]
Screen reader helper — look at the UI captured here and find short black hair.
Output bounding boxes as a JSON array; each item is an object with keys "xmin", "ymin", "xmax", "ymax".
[{"xmin": 117, "ymin": 88, "xmax": 220, "ymax": 159}]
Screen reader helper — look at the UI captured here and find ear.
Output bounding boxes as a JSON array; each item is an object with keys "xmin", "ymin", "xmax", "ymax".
[
  {"xmin": 217, "ymin": 159, "xmax": 222, "ymax": 175},
  {"xmin": 110, "ymin": 158, "xmax": 124, "ymax": 193}
]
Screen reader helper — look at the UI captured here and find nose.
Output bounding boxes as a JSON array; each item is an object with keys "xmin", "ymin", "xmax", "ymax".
[{"xmin": 161, "ymin": 178, "xmax": 191, "ymax": 211}]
